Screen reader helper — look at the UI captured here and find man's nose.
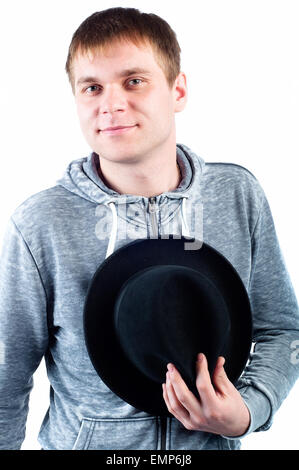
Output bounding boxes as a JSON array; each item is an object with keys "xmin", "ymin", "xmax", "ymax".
[{"xmin": 100, "ymin": 85, "xmax": 126, "ymax": 114}]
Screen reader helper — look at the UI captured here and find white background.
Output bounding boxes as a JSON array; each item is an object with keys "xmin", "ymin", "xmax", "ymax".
[{"xmin": 0, "ymin": 0, "xmax": 298, "ymax": 450}]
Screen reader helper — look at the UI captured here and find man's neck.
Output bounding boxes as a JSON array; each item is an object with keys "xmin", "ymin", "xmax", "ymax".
[{"xmin": 97, "ymin": 148, "xmax": 181, "ymax": 198}]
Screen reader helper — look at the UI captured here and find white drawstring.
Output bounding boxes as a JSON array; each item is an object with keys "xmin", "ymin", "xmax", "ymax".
[
  {"xmin": 181, "ymin": 197, "xmax": 190, "ymax": 237},
  {"xmin": 105, "ymin": 202, "xmax": 118, "ymax": 258}
]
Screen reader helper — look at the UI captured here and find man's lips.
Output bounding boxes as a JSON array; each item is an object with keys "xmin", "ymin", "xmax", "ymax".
[{"xmin": 99, "ymin": 125, "xmax": 137, "ymax": 135}]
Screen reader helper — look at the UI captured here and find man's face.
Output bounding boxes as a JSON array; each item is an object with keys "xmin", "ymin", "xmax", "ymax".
[{"xmin": 73, "ymin": 40, "xmax": 187, "ymax": 164}]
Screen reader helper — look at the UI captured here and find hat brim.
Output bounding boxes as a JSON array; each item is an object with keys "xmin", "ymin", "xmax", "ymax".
[{"xmin": 83, "ymin": 237, "xmax": 252, "ymax": 416}]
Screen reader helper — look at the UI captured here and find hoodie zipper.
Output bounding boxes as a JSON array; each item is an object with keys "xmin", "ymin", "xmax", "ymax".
[
  {"xmin": 148, "ymin": 198, "xmax": 168, "ymax": 448},
  {"xmin": 148, "ymin": 197, "xmax": 159, "ymax": 238},
  {"xmin": 148, "ymin": 198, "xmax": 166, "ymax": 448},
  {"xmin": 160, "ymin": 416, "xmax": 167, "ymax": 450}
]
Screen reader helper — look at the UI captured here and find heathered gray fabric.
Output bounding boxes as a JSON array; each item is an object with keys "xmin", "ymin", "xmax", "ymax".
[{"xmin": 0, "ymin": 143, "xmax": 298, "ymax": 450}]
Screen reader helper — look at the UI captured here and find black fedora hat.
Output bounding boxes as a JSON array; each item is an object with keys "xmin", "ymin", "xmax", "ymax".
[{"xmin": 83, "ymin": 236, "xmax": 252, "ymax": 416}]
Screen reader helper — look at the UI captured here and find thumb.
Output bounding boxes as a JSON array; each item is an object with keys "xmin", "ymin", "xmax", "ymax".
[{"xmin": 212, "ymin": 356, "xmax": 231, "ymax": 394}]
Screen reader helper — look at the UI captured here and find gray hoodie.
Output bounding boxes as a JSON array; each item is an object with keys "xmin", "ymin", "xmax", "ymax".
[{"xmin": 0, "ymin": 144, "xmax": 298, "ymax": 450}]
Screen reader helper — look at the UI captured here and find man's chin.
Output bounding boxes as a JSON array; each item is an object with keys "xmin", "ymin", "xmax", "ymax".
[{"xmin": 93, "ymin": 146, "xmax": 144, "ymax": 164}]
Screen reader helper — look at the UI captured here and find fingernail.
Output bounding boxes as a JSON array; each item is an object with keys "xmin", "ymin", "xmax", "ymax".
[
  {"xmin": 197, "ymin": 353, "xmax": 203, "ymax": 362},
  {"xmin": 167, "ymin": 363, "xmax": 174, "ymax": 373}
]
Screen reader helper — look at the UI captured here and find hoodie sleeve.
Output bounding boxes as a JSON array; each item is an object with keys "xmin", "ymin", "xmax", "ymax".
[
  {"xmin": 0, "ymin": 217, "xmax": 49, "ymax": 450},
  {"xmin": 228, "ymin": 189, "xmax": 299, "ymax": 438}
]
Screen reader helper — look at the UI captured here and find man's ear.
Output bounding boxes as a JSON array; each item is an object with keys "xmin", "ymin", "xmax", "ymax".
[{"xmin": 173, "ymin": 72, "xmax": 188, "ymax": 113}]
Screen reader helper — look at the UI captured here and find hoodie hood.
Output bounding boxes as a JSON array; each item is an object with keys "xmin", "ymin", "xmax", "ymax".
[
  {"xmin": 56, "ymin": 143, "xmax": 205, "ymax": 205},
  {"xmin": 56, "ymin": 143, "xmax": 205, "ymax": 258}
]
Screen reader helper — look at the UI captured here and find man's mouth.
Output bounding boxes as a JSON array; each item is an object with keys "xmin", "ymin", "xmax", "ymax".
[{"xmin": 99, "ymin": 125, "xmax": 137, "ymax": 135}]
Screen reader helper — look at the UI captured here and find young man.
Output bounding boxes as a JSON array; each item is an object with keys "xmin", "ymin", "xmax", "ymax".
[{"xmin": 0, "ymin": 7, "xmax": 298, "ymax": 450}]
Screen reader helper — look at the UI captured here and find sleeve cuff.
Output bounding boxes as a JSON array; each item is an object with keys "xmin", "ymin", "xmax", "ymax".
[{"xmin": 221, "ymin": 385, "xmax": 272, "ymax": 440}]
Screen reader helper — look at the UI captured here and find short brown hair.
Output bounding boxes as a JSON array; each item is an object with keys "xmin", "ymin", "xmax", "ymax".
[{"xmin": 65, "ymin": 7, "xmax": 181, "ymax": 93}]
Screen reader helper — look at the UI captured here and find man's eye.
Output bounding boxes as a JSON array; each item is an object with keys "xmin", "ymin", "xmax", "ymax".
[
  {"xmin": 128, "ymin": 78, "xmax": 143, "ymax": 86},
  {"xmin": 85, "ymin": 85, "xmax": 100, "ymax": 93}
]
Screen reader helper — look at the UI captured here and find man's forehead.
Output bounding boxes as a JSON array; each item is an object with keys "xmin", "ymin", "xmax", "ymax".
[{"xmin": 75, "ymin": 39, "xmax": 155, "ymax": 65}]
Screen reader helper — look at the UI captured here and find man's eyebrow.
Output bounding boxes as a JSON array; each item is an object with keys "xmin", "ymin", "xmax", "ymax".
[{"xmin": 76, "ymin": 68, "xmax": 152, "ymax": 86}]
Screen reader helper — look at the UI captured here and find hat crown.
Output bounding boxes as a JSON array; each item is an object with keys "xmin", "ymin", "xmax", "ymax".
[{"xmin": 114, "ymin": 264, "xmax": 231, "ymax": 392}]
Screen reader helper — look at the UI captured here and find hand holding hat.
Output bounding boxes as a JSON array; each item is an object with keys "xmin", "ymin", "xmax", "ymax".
[{"xmin": 163, "ymin": 353, "xmax": 250, "ymax": 437}]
